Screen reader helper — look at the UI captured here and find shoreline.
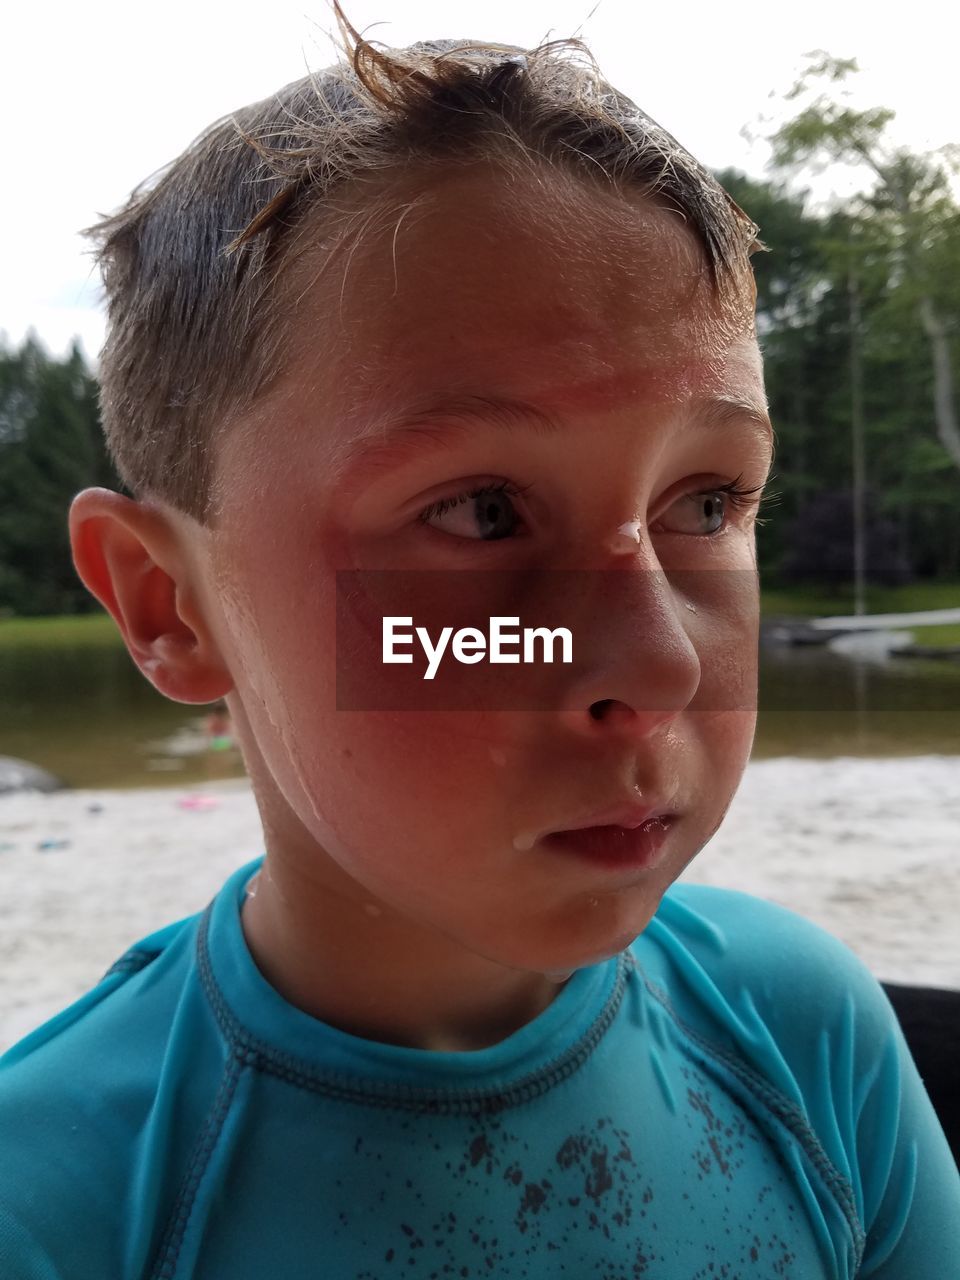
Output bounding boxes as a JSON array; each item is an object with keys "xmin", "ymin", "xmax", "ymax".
[{"xmin": 1, "ymin": 755, "xmax": 958, "ymax": 1053}]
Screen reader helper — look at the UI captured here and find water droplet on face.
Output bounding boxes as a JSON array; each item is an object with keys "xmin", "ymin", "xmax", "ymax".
[
  {"xmin": 608, "ymin": 520, "xmax": 643, "ymax": 553},
  {"xmin": 489, "ymin": 748, "xmax": 507, "ymax": 767},
  {"xmin": 512, "ymin": 830, "xmax": 537, "ymax": 852}
]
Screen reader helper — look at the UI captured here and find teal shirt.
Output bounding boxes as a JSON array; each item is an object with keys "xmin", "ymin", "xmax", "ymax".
[{"xmin": 1, "ymin": 857, "xmax": 957, "ymax": 1278}]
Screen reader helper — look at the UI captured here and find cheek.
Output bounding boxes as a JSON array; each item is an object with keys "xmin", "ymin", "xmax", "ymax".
[
  {"xmin": 310, "ymin": 711, "xmax": 503, "ymax": 820},
  {"xmin": 681, "ymin": 559, "xmax": 760, "ymax": 716},
  {"xmin": 696, "ymin": 708, "xmax": 757, "ymax": 800},
  {"xmin": 711, "ymin": 706, "xmax": 757, "ymax": 753},
  {"xmin": 290, "ymin": 711, "xmax": 517, "ymax": 914},
  {"xmin": 212, "ymin": 529, "xmax": 339, "ymax": 779},
  {"xmin": 217, "ymin": 521, "xmax": 509, "ymax": 836}
]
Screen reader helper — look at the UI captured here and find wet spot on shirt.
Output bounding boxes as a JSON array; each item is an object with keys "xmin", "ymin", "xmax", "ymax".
[
  {"xmin": 677, "ymin": 1065, "xmax": 802, "ymax": 1276},
  {"xmin": 335, "ymin": 1090, "xmax": 809, "ymax": 1277}
]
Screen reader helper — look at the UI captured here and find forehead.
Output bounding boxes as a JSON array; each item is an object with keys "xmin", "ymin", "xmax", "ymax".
[
  {"xmin": 312, "ymin": 163, "xmax": 747, "ymax": 373},
  {"xmin": 234, "ymin": 162, "xmax": 762, "ymax": 480}
]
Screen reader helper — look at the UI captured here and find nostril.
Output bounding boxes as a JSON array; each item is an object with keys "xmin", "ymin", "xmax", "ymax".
[{"xmin": 589, "ymin": 699, "xmax": 614, "ymax": 721}]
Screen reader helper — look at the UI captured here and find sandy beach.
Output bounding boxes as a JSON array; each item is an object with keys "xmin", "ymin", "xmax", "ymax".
[{"xmin": 1, "ymin": 755, "xmax": 957, "ymax": 1054}]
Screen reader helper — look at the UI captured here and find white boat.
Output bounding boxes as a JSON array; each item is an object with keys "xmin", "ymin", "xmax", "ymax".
[
  {"xmin": 808, "ymin": 607, "xmax": 960, "ymax": 631},
  {"xmin": 825, "ymin": 630, "xmax": 915, "ymax": 662}
]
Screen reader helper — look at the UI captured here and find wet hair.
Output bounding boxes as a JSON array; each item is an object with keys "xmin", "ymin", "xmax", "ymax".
[{"xmin": 83, "ymin": 4, "xmax": 761, "ymax": 526}]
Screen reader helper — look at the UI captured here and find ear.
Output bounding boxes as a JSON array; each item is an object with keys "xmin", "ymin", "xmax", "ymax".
[{"xmin": 68, "ymin": 487, "xmax": 233, "ymax": 705}]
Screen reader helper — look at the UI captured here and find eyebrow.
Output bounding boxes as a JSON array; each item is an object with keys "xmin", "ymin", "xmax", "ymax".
[{"xmin": 328, "ymin": 391, "xmax": 774, "ymax": 492}]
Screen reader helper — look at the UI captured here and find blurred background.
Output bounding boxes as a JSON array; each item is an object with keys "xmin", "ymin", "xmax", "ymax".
[
  {"xmin": 0, "ymin": 3, "xmax": 958, "ymax": 1088},
  {"xmin": 1, "ymin": 0, "xmax": 957, "ymax": 784}
]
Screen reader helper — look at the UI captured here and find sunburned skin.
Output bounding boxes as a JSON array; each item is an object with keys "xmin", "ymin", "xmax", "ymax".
[
  {"xmin": 216, "ymin": 166, "xmax": 767, "ymax": 1049},
  {"xmin": 71, "ymin": 158, "xmax": 773, "ymax": 1053}
]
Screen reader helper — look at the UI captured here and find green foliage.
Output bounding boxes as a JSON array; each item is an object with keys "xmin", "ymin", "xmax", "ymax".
[
  {"xmin": 0, "ymin": 335, "xmax": 122, "ymax": 616},
  {"xmin": 773, "ymin": 53, "xmax": 894, "ymax": 172},
  {"xmin": 724, "ymin": 51, "xmax": 960, "ymax": 588}
]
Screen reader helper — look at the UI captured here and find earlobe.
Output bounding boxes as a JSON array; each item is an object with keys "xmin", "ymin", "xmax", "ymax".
[{"xmin": 68, "ymin": 487, "xmax": 233, "ymax": 705}]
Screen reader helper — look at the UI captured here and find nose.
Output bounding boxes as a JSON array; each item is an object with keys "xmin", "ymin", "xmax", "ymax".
[{"xmin": 553, "ymin": 549, "xmax": 702, "ymax": 742}]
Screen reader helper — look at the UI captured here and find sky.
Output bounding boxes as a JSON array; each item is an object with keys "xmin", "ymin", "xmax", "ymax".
[{"xmin": 3, "ymin": 0, "xmax": 956, "ymax": 363}]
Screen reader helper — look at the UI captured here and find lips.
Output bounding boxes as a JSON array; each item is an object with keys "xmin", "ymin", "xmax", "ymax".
[
  {"xmin": 543, "ymin": 813, "xmax": 676, "ymax": 870},
  {"xmin": 546, "ymin": 801, "xmax": 671, "ymax": 836}
]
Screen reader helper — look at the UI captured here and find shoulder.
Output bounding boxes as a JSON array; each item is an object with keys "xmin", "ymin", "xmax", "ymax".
[
  {"xmin": 654, "ymin": 878, "xmax": 852, "ymax": 963},
  {"xmin": 0, "ymin": 908, "xmax": 200, "ymax": 1069},
  {"xmin": 634, "ymin": 882, "xmax": 906, "ymax": 1138},
  {"xmin": 646, "ymin": 880, "xmax": 888, "ymax": 1026},
  {"xmin": 636, "ymin": 884, "xmax": 960, "ymax": 1274},
  {"xmin": 0, "ymin": 911, "xmax": 205, "ymax": 1277}
]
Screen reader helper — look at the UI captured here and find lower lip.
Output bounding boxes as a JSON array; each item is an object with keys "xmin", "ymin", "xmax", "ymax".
[{"xmin": 543, "ymin": 816, "xmax": 675, "ymax": 870}]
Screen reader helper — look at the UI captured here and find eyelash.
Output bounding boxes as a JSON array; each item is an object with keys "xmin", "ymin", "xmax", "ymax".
[
  {"xmin": 416, "ymin": 475, "xmax": 772, "ymax": 540},
  {"xmin": 417, "ymin": 481, "xmax": 533, "ymax": 525}
]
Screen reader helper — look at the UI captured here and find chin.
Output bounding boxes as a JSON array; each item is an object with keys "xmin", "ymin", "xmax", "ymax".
[{"xmin": 494, "ymin": 920, "xmax": 652, "ymax": 978}]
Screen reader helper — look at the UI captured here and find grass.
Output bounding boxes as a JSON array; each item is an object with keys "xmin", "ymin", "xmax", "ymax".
[
  {"xmin": 0, "ymin": 611, "xmax": 122, "ymax": 648},
  {"xmin": 908, "ymin": 624, "xmax": 960, "ymax": 646},
  {"xmin": 760, "ymin": 580, "xmax": 960, "ymax": 618},
  {"xmin": 759, "ymin": 589, "xmax": 859, "ymax": 618},
  {"xmin": 759, "ymin": 582, "xmax": 960, "ymax": 647}
]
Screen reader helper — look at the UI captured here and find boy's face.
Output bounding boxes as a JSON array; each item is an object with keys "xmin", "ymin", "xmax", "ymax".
[{"xmin": 189, "ymin": 162, "xmax": 772, "ymax": 976}]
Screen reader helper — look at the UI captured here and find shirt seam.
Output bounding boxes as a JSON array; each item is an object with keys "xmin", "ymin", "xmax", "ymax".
[
  {"xmin": 634, "ymin": 957, "xmax": 866, "ymax": 1273},
  {"xmin": 196, "ymin": 898, "xmax": 629, "ymax": 1115},
  {"xmin": 101, "ymin": 947, "xmax": 158, "ymax": 980},
  {"xmin": 147, "ymin": 1052, "xmax": 242, "ymax": 1280}
]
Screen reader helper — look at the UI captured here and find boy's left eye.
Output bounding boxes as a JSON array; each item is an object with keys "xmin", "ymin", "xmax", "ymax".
[{"xmin": 416, "ymin": 477, "xmax": 767, "ymax": 545}]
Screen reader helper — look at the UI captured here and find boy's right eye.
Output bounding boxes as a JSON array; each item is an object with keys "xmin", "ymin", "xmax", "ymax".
[{"xmin": 417, "ymin": 481, "xmax": 533, "ymax": 544}]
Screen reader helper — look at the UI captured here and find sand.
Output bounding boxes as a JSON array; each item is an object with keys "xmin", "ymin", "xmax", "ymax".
[{"xmin": 1, "ymin": 756, "xmax": 958, "ymax": 1054}]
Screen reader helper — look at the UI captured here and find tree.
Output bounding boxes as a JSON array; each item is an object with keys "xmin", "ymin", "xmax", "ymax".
[
  {"xmin": 733, "ymin": 53, "xmax": 960, "ymax": 593},
  {"xmin": 715, "ymin": 170, "xmax": 829, "ymax": 528},
  {"xmin": 0, "ymin": 335, "xmax": 120, "ymax": 616},
  {"xmin": 768, "ymin": 52, "xmax": 960, "ymax": 475},
  {"xmin": 778, "ymin": 488, "xmax": 911, "ymax": 590}
]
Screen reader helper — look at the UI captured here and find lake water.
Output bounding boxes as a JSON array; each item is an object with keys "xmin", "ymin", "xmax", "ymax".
[{"xmin": 1, "ymin": 628, "xmax": 958, "ymax": 789}]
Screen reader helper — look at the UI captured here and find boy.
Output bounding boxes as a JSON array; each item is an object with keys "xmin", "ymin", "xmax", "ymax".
[{"xmin": 2, "ymin": 12, "xmax": 958, "ymax": 1277}]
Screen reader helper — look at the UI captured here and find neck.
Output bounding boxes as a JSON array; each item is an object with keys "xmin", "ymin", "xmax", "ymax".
[{"xmin": 240, "ymin": 857, "xmax": 570, "ymax": 1053}]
